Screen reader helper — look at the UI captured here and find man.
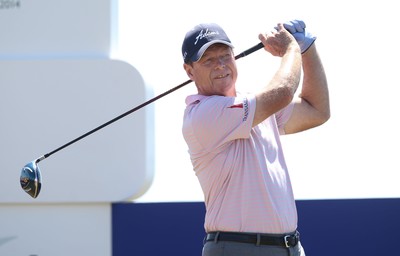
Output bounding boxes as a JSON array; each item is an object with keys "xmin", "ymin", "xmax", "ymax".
[{"xmin": 181, "ymin": 20, "xmax": 329, "ymax": 256}]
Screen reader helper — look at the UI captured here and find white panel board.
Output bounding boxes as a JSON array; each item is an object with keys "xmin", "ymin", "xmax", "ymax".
[
  {"xmin": 0, "ymin": 0, "xmax": 117, "ymax": 58},
  {"xmin": 0, "ymin": 59, "xmax": 154, "ymax": 203},
  {"xmin": 0, "ymin": 204, "xmax": 111, "ymax": 256}
]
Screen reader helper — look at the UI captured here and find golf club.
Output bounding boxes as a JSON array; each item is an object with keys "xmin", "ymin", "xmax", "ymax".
[{"xmin": 19, "ymin": 42, "xmax": 264, "ymax": 198}]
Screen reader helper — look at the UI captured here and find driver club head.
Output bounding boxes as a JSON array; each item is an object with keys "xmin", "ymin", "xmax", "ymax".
[{"xmin": 20, "ymin": 159, "xmax": 42, "ymax": 198}]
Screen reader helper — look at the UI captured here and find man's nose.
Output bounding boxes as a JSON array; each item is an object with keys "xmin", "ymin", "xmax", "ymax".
[{"xmin": 215, "ymin": 57, "xmax": 226, "ymax": 68}]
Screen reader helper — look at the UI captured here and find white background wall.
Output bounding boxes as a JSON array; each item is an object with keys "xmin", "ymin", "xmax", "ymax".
[
  {"xmin": 114, "ymin": 0, "xmax": 400, "ymax": 202},
  {"xmin": 1, "ymin": 0, "xmax": 399, "ymax": 255},
  {"xmin": 0, "ymin": 204, "xmax": 111, "ymax": 255},
  {"xmin": 2, "ymin": 0, "xmax": 399, "ymax": 210},
  {"xmin": 1, "ymin": 1, "xmax": 151, "ymax": 255}
]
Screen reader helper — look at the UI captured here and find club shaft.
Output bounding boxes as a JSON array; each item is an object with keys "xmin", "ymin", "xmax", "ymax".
[
  {"xmin": 235, "ymin": 42, "xmax": 263, "ymax": 60},
  {"xmin": 42, "ymin": 42, "xmax": 264, "ymax": 160},
  {"xmin": 43, "ymin": 79, "xmax": 192, "ymax": 159}
]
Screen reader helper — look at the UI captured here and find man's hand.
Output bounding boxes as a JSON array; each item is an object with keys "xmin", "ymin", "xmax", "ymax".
[
  {"xmin": 281, "ymin": 20, "xmax": 316, "ymax": 54},
  {"xmin": 259, "ymin": 23, "xmax": 300, "ymax": 57}
]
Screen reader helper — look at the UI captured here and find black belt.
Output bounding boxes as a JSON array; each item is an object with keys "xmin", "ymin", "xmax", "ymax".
[{"xmin": 205, "ymin": 230, "xmax": 300, "ymax": 248}]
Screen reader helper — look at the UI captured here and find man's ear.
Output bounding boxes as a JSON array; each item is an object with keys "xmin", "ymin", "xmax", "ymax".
[{"xmin": 183, "ymin": 63, "xmax": 194, "ymax": 79}]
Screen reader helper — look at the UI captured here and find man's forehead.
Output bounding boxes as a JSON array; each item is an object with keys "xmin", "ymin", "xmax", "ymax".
[{"xmin": 203, "ymin": 44, "xmax": 232, "ymax": 56}]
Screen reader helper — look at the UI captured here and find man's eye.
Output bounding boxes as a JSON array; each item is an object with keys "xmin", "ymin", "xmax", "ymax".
[
  {"xmin": 203, "ymin": 58, "xmax": 214, "ymax": 65},
  {"xmin": 223, "ymin": 54, "xmax": 232, "ymax": 60}
]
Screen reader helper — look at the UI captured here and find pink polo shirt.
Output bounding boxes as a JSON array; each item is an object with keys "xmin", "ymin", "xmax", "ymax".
[{"xmin": 182, "ymin": 93, "xmax": 297, "ymax": 234}]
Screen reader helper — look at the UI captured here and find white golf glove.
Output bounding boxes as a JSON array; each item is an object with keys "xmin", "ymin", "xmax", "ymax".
[{"xmin": 281, "ymin": 20, "xmax": 316, "ymax": 53}]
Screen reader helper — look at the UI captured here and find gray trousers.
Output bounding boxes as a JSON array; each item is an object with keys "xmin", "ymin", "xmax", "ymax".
[{"xmin": 202, "ymin": 240, "xmax": 306, "ymax": 256}]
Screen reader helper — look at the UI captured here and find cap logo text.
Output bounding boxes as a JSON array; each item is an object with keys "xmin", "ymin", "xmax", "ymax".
[{"xmin": 194, "ymin": 29, "xmax": 219, "ymax": 45}]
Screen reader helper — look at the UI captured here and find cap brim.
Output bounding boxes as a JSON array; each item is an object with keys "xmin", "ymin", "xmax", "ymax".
[{"xmin": 191, "ymin": 40, "xmax": 234, "ymax": 63}]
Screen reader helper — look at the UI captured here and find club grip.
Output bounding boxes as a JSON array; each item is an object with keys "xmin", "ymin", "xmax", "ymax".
[{"xmin": 235, "ymin": 42, "xmax": 264, "ymax": 60}]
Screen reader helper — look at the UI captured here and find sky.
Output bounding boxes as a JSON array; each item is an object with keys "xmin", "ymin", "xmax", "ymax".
[{"xmin": 113, "ymin": 0, "xmax": 400, "ymax": 202}]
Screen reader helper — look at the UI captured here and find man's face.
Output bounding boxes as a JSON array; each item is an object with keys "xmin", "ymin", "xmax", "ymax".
[{"xmin": 184, "ymin": 44, "xmax": 238, "ymax": 97}]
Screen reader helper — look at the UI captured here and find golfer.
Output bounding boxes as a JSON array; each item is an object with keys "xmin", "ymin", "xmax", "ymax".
[{"xmin": 181, "ymin": 20, "xmax": 329, "ymax": 256}]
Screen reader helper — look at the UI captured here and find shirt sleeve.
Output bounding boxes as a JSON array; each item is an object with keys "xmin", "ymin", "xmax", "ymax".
[
  {"xmin": 275, "ymin": 101, "xmax": 295, "ymax": 135},
  {"xmin": 186, "ymin": 94, "xmax": 256, "ymax": 153}
]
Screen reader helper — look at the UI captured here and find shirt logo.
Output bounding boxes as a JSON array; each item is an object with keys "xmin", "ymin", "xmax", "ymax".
[
  {"xmin": 242, "ymin": 98, "xmax": 249, "ymax": 121},
  {"xmin": 228, "ymin": 103, "xmax": 243, "ymax": 109},
  {"xmin": 228, "ymin": 98, "xmax": 249, "ymax": 122}
]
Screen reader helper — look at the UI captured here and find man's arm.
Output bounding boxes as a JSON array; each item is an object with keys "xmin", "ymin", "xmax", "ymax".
[
  {"xmin": 253, "ymin": 23, "xmax": 302, "ymax": 127},
  {"xmin": 284, "ymin": 43, "xmax": 330, "ymax": 134}
]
